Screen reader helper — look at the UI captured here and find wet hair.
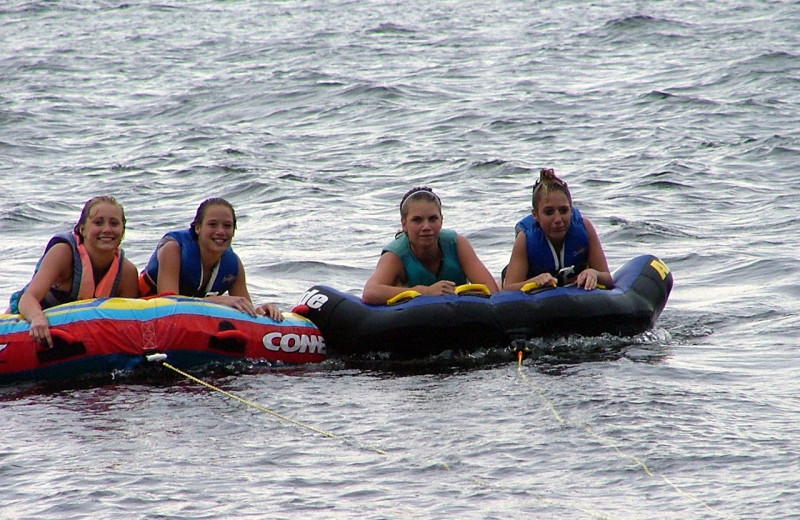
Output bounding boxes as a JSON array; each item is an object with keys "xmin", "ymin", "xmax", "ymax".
[
  {"xmin": 399, "ymin": 186, "xmax": 442, "ymax": 220},
  {"xmin": 532, "ymin": 168, "xmax": 572, "ymax": 211},
  {"xmin": 190, "ymin": 198, "xmax": 237, "ymax": 237},
  {"xmin": 73, "ymin": 195, "xmax": 127, "ymax": 240}
]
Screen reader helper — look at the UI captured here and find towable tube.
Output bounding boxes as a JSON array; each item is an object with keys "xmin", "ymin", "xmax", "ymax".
[
  {"xmin": 0, "ymin": 295, "xmax": 326, "ymax": 384},
  {"xmin": 294, "ymin": 255, "xmax": 672, "ymax": 360}
]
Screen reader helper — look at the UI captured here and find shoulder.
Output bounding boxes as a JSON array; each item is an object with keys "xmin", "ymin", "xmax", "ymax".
[
  {"xmin": 165, "ymin": 228, "xmax": 194, "ymax": 243},
  {"xmin": 574, "ymin": 206, "xmax": 593, "ymax": 229},
  {"xmin": 516, "ymin": 213, "xmax": 536, "ymax": 234},
  {"xmin": 454, "ymin": 233, "xmax": 479, "ymax": 257},
  {"xmin": 34, "ymin": 241, "xmax": 75, "ymax": 277},
  {"xmin": 157, "ymin": 237, "xmax": 182, "ymax": 258},
  {"xmin": 439, "ymin": 229, "xmax": 459, "ymax": 242},
  {"xmin": 581, "ymin": 214, "xmax": 599, "ymax": 235},
  {"xmin": 222, "ymin": 247, "xmax": 241, "ymax": 266},
  {"xmin": 44, "ymin": 233, "xmax": 77, "ymax": 252},
  {"xmin": 42, "ymin": 240, "xmax": 75, "ymax": 261},
  {"xmin": 383, "ymin": 233, "xmax": 410, "ymax": 255},
  {"xmin": 121, "ymin": 258, "xmax": 139, "ymax": 276},
  {"xmin": 378, "ymin": 249, "xmax": 403, "ymax": 265},
  {"xmin": 371, "ymin": 249, "xmax": 406, "ymax": 282}
]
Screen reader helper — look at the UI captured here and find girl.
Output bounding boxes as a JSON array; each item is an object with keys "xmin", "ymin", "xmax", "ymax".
[
  {"xmin": 139, "ymin": 198, "xmax": 283, "ymax": 320},
  {"xmin": 10, "ymin": 196, "xmax": 140, "ymax": 348},
  {"xmin": 362, "ymin": 186, "xmax": 499, "ymax": 305},
  {"xmin": 503, "ymin": 168, "xmax": 613, "ymax": 291}
]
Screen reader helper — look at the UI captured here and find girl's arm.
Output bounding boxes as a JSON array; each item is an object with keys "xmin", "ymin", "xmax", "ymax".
[
  {"xmin": 117, "ymin": 258, "xmax": 140, "ymax": 297},
  {"xmin": 456, "ymin": 235, "xmax": 499, "ymax": 292},
  {"xmin": 501, "ymin": 232, "xmax": 557, "ymax": 291},
  {"xmin": 575, "ymin": 217, "xmax": 613, "ymax": 290},
  {"xmin": 18, "ymin": 243, "xmax": 73, "ymax": 348}
]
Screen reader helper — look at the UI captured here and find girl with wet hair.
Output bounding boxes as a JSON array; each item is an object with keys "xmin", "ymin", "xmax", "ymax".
[
  {"xmin": 139, "ymin": 198, "xmax": 283, "ymax": 320},
  {"xmin": 9, "ymin": 196, "xmax": 140, "ymax": 348},
  {"xmin": 503, "ymin": 168, "xmax": 613, "ymax": 291},
  {"xmin": 362, "ymin": 186, "xmax": 499, "ymax": 305}
]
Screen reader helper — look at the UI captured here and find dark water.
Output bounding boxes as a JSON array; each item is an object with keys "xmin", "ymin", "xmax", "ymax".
[{"xmin": 2, "ymin": 1, "xmax": 799, "ymax": 518}]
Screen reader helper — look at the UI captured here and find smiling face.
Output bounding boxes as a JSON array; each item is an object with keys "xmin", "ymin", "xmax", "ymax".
[
  {"xmin": 533, "ymin": 191, "xmax": 573, "ymax": 247},
  {"xmin": 194, "ymin": 203, "xmax": 236, "ymax": 257},
  {"xmin": 78, "ymin": 201, "xmax": 126, "ymax": 253},
  {"xmin": 402, "ymin": 199, "xmax": 443, "ymax": 250}
]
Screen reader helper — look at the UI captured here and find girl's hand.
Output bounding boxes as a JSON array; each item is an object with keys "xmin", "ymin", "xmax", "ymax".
[
  {"xmin": 530, "ymin": 273, "xmax": 557, "ymax": 288},
  {"xmin": 576, "ymin": 268, "xmax": 599, "ymax": 290},
  {"xmin": 257, "ymin": 303, "xmax": 284, "ymax": 322},
  {"xmin": 29, "ymin": 314, "xmax": 53, "ymax": 349},
  {"xmin": 208, "ymin": 295, "xmax": 258, "ymax": 316},
  {"xmin": 422, "ymin": 280, "xmax": 456, "ymax": 296}
]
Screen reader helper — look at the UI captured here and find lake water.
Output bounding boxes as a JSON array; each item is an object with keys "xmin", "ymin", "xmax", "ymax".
[{"xmin": 1, "ymin": 1, "xmax": 799, "ymax": 518}]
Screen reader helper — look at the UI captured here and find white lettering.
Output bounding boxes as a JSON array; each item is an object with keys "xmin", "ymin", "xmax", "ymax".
[
  {"xmin": 282, "ymin": 333, "xmax": 301, "ymax": 353},
  {"xmin": 297, "ymin": 289, "xmax": 329, "ymax": 310},
  {"xmin": 297, "ymin": 289, "xmax": 317, "ymax": 305},
  {"xmin": 263, "ymin": 332, "xmax": 327, "ymax": 355}
]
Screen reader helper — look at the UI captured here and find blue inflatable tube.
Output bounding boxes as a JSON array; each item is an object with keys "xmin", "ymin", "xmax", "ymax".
[{"xmin": 295, "ymin": 255, "xmax": 672, "ymax": 360}]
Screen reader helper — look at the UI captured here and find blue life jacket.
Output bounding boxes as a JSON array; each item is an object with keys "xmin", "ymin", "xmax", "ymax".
[
  {"xmin": 140, "ymin": 228, "xmax": 240, "ymax": 297},
  {"xmin": 382, "ymin": 229, "xmax": 467, "ymax": 287},
  {"xmin": 9, "ymin": 232, "xmax": 125, "ymax": 313},
  {"xmin": 518, "ymin": 207, "xmax": 589, "ymax": 281}
]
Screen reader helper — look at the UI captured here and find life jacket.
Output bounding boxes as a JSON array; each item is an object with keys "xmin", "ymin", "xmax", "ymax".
[
  {"xmin": 139, "ymin": 228, "xmax": 240, "ymax": 297},
  {"xmin": 9, "ymin": 232, "xmax": 125, "ymax": 313},
  {"xmin": 518, "ymin": 207, "xmax": 589, "ymax": 283},
  {"xmin": 382, "ymin": 229, "xmax": 467, "ymax": 287}
]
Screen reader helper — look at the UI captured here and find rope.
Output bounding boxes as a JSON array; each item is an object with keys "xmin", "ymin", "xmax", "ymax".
[
  {"xmin": 153, "ymin": 357, "xmax": 389, "ymax": 456},
  {"xmin": 516, "ymin": 350, "xmax": 740, "ymax": 520},
  {"xmin": 145, "ymin": 353, "xmax": 622, "ymax": 518}
]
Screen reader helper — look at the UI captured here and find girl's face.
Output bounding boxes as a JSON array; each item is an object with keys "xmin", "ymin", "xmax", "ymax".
[
  {"xmin": 402, "ymin": 200, "xmax": 442, "ymax": 248},
  {"xmin": 79, "ymin": 202, "xmax": 125, "ymax": 252},
  {"xmin": 195, "ymin": 204, "xmax": 235, "ymax": 255},
  {"xmin": 534, "ymin": 191, "xmax": 572, "ymax": 245}
]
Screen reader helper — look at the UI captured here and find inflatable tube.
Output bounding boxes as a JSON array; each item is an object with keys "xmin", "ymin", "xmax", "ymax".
[
  {"xmin": 0, "ymin": 295, "xmax": 326, "ymax": 384},
  {"xmin": 295, "ymin": 255, "xmax": 672, "ymax": 360}
]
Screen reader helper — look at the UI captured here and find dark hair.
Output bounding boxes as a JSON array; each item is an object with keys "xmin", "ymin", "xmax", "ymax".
[
  {"xmin": 190, "ymin": 198, "xmax": 237, "ymax": 237},
  {"xmin": 73, "ymin": 196, "xmax": 127, "ymax": 240},
  {"xmin": 532, "ymin": 168, "xmax": 571, "ymax": 211},
  {"xmin": 399, "ymin": 186, "xmax": 442, "ymax": 219}
]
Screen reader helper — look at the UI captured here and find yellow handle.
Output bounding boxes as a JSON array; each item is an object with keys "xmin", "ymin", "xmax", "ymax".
[
  {"xmin": 520, "ymin": 281, "xmax": 540, "ymax": 293},
  {"xmin": 521, "ymin": 281, "xmax": 607, "ymax": 293},
  {"xmin": 386, "ymin": 290, "xmax": 421, "ymax": 306},
  {"xmin": 455, "ymin": 283, "xmax": 491, "ymax": 296}
]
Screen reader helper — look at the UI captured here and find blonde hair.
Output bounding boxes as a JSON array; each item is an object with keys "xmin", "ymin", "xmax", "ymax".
[
  {"xmin": 532, "ymin": 168, "xmax": 571, "ymax": 211},
  {"xmin": 73, "ymin": 196, "xmax": 127, "ymax": 240}
]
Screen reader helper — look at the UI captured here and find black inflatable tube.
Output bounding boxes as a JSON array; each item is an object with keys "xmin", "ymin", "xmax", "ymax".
[{"xmin": 298, "ymin": 254, "xmax": 672, "ymax": 360}]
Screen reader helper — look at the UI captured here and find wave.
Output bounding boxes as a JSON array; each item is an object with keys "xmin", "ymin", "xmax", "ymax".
[{"xmin": 595, "ymin": 14, "xmax": 696, "ymax": 43}]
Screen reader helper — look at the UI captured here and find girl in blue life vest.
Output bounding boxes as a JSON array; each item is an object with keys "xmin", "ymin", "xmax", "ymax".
[
  {"xmin": 138, "ymin": 198, "xmax": 283, "ymax": 321},
  {"xmin": 361, "ymin": 186, "xmax": 499, "ymax": 305},
  {"xmin": 9, "ymin": 196, "xmax": 140, "ymax": 348},
  {"xmin": 503, "ymin": 168, "xmax": 613, "ymax": 291}
]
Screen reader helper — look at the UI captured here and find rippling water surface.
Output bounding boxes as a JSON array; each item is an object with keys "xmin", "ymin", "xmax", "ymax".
[{"xmin": 1, "ymin": 1, "xmax": 799, "ymax": 519}]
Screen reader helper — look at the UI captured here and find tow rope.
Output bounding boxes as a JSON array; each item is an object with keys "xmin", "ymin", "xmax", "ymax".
[
  {"xmin": 515, "ymin": 348, "xmax": 739, "ymax": 520},
  {"xmin": 146, "ymin": 353, "xmax": 389, "ymax": 455}
]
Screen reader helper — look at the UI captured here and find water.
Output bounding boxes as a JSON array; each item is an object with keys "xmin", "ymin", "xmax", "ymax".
[{"xmin": 1, "ymin": 0, "xmax": 799, "ymax": 518}]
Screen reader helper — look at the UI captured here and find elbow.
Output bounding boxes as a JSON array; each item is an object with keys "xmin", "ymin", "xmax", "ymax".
[{"xmin": 361, "ymin": 289, "xmax": 378, "ymax": 305}]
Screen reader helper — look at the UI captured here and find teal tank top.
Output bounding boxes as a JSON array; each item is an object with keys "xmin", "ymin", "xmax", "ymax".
[{"xmin": 382, "ymin": 229, "xmax": 467, "ymax": 287}]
